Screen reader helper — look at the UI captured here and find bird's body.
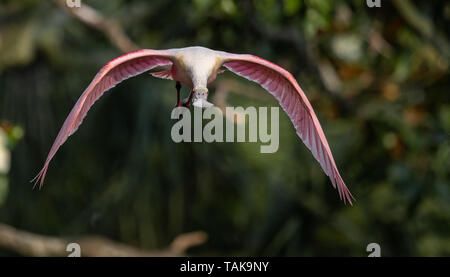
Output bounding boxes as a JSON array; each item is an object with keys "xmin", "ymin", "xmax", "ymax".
[
  {"xmin": 169, "ymin": 46, "xmax": 224, "ymax": 87},
  {"xmin": 33, "ymin": 46, "xmax": 354, "ymax": 204},
  {"xmin": 165, "ymin": 46, "xmax": 226, "ymax": 107}
]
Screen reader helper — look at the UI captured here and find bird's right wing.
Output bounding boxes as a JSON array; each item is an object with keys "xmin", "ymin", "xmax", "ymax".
[
  {"xmin": 222, "ymin": 53, "xmax": 354, "ymax": 204},
  {"xmin": 32, "ymin": 49, "xmax": 174, "ymax": 188}
]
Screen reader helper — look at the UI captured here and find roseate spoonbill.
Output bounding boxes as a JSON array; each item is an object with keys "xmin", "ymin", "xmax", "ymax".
[{"xmin": 32, "ymin": 46, "xmax": 354, "ymax": 204}]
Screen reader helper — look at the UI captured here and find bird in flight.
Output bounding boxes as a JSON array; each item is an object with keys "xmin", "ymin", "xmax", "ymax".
[{"xmin": 32, "ymin": 46, "xmax": 354, "ymax": 204}]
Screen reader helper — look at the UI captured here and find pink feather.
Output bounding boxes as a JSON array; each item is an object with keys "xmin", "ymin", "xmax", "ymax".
[
  {"xmin": 223, "ymin": 54, "xmax": 354, "ymax": 205},
  {"xmin": 32, "ymin": 49, "xmax": 173, "ymax": 189}
]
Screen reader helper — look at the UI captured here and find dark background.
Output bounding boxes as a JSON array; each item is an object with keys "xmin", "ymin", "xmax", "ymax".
[{"xmin": 0, "ymin": 0, "xmax": 449, "ymax": 256}]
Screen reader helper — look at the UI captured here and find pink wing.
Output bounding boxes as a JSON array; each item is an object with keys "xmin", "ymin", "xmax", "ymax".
[
  {"xmin": 32, "ymin": 49, "xmax": 174, "ymax": 188},
  {"xmin": 150, "ymin": 69, "xmax": 173, "ymax": 80},
  {"xmin": 223, "ymin": 54, "xmax": 354, "ymax": 205}
]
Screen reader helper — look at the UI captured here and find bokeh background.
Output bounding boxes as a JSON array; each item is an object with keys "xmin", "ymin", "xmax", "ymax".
[{"xmin": 0, "ymin": 0, "xmax": 449, "ymax": 257}]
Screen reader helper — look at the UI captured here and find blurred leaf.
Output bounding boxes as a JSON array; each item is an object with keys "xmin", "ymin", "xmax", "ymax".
[{"xmin": 0, "ymin": 18, "xmax": 35, "ymax": 70}]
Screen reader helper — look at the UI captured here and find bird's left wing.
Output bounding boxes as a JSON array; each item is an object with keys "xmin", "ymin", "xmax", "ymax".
[
  {"xmin": 32, "ymin": 49, "xmax": 174, "ymax": 188},
  {"xmin": 222, "ymin": 53, "xmax": 354, "ymax": 204}
]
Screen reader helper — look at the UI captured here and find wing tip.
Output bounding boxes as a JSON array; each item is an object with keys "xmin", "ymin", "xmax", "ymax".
[
  {"xmin": 336, "ymin": 177, "xmax": 355, "ymax": 206},
  {"xmin": 329, "ymin": 168, "xmax": 355, "ymax": 205},
  {"xmin": 30, "ymin": 164, "xmax": 49, "ymax": 190}
]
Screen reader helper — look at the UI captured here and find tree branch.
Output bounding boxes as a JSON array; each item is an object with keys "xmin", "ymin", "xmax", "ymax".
[
  {"xmin": 0, "ymin": 223, "xmax": 207, "ymax": 257},
  {"xmin": 53, "ymin": 0, "xmax": 138, "ymax": 53}
]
